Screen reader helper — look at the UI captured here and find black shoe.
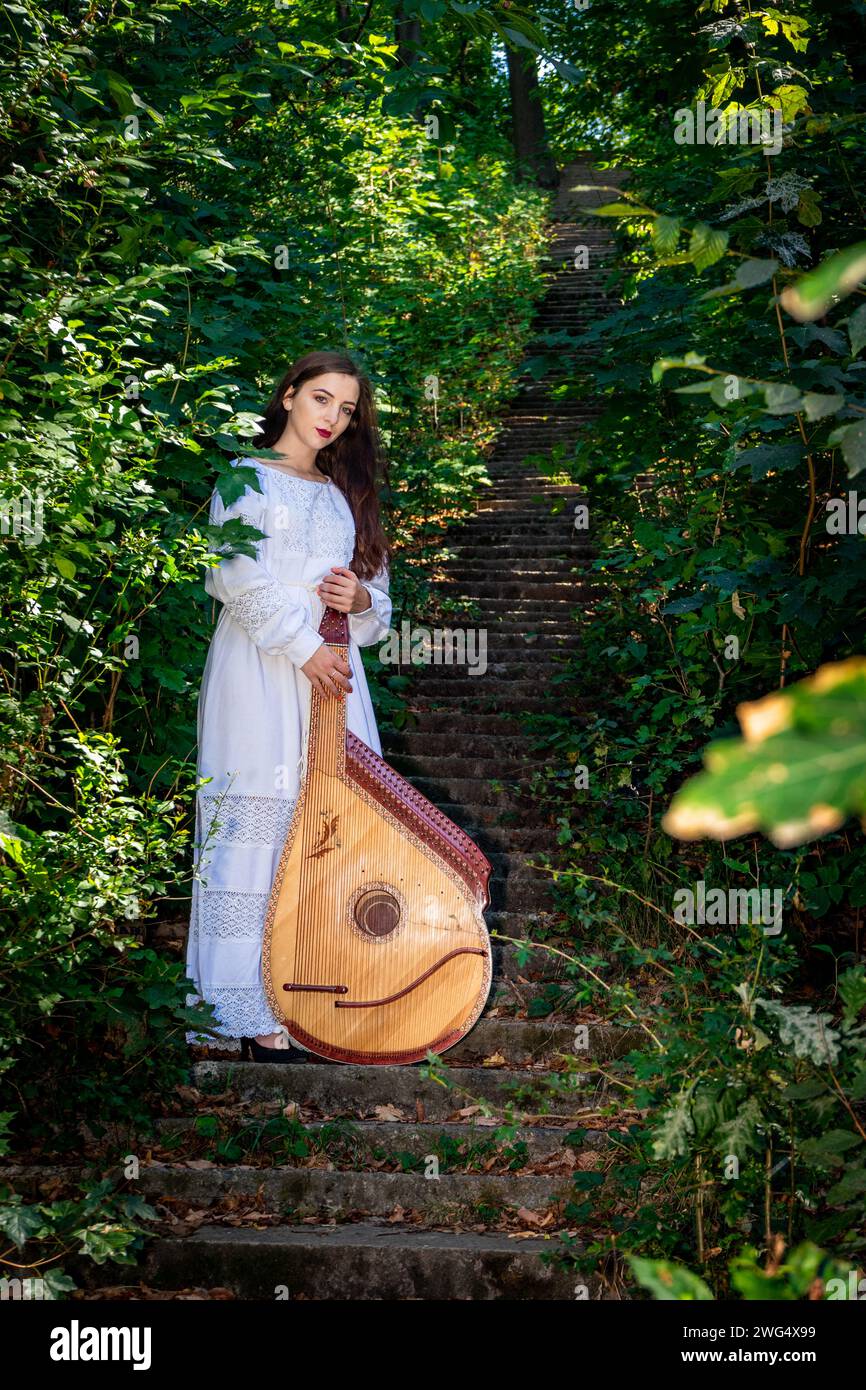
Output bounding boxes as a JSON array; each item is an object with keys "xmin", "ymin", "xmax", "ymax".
[{"xmin": 240, "ymin": 1034, "xmax": 309, "ymax": 1064}]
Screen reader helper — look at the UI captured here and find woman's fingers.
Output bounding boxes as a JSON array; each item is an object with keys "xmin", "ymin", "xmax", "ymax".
[{"xmin": 316, "ymin": 662, "xmax": 353, "ymax": 698}]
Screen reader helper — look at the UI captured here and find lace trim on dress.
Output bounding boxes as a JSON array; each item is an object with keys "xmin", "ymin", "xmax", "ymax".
[
  {"xmin": 195, "ymin": 889, "xmax": 271, "ymax": 938},
  {"xmin": 224, "ymin": 578, "xmax": 294, "ymax": 638},
  {"xmin": 185, "ymin": 987, "xmax": 281, "ymax": 1046},
  {"xmin": 200, "ymin": 793, "xmax": 297, "ymax": 847}
]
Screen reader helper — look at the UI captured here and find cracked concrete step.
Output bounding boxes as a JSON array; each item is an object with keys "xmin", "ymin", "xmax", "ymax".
[
  {"xmin": 190, "ymin": 1060, "xmax": 601, "ymax": 1120},
  {"xmin": 67, "ymin": 1222, "xmax": 598, "ymax": 1300}
]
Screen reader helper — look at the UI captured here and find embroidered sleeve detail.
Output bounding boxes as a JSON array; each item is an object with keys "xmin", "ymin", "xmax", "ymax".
[
  {"xmin": 203, "ymin": 461, "xmax": 326, "ymax": 668},
  {"xmin": 224, "ymin": 579, "xmax": 296, "ymax": 641}
]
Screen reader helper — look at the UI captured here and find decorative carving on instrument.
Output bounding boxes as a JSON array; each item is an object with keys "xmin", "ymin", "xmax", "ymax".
[{"xmin": 308, "ymin": 810, "xmax": 340, "ymax": 859}]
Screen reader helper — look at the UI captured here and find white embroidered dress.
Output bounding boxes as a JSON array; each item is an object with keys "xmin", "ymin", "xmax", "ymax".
[{"xmin": 185, "ymin": 456, "xmax": 392, "ymax": 1049}]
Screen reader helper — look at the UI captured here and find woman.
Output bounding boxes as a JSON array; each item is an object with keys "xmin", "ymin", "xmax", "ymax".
[{"xmin": 185, "ymin": 350, "xmax": 393, "ymax": 1063}]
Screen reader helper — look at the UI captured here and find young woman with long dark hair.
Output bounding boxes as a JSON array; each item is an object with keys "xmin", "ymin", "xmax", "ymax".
[{"xmin": 185, "ymin": 350, "xmax": 393, "ymax": 1062}]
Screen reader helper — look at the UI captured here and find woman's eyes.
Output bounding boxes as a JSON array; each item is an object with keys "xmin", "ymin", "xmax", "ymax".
[{"xmin": 314, "ymin": 394, "xmax": 354, "ymax": 417}]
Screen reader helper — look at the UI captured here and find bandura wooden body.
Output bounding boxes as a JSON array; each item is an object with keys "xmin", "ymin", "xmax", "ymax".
[{"xmin": 261, "ymin": 606, "xmax": 493, "ymax": 1065}]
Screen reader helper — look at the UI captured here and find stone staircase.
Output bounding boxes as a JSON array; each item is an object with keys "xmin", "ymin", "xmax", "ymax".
[{"xmin": 11, "ymin": 159, "xmax": 639, "ymax": 1301}]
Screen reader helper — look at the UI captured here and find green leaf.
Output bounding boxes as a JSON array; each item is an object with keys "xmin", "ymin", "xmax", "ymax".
[
  {"xmin": 838, "ymin": 419, "xmax": 866, "ymax": 478},
  {"xmin": 54, "ymin": 553, "xmax": 77, "ymax": 580},
  {"xmin": 688, "ymin": 222, "xmax": 729, "ymax": 273},
  {"xmin": 652, "ymin": 352, "xmax": 708, "ymax": 384},
  {"xmin": 627, "ymin": 1255, "xmax": 714, "ymax": 1301},
  {"xmin": 729, "ymin": 443, "xmax": 803, "ymax": 479},
  {"xmin": 826, "ymin": 1168, "xmax": 866, "ymax": 1204},
  {"xmin": 0, "ymin": 1199, "xmax": 43, "ymax": 1249},
  {"xmin": 755, "ymin": 999, "xmax": 840, "ymax": 1064},
  {"xmin": 781, "ymin": 241, "xmax": 866, "ymax": 321},
  {"xmin": 848, "ymin": 303, "xmax": 866, "ymax": 356},
  {"xmin": 651, "ymin": 215, "xmax": 681, "ymax": 256},
  {"xmin": 594, "ymin": 202, "xmax": 651, "ymax": 217},
  {"xmin": 838, "ymin": 966, "xmax": 866, "ymax": 1023},
  {"xmin": 802, "ymin": 392, "xmax": 845, "ymax": 421},
  {"xmin": 652, "ymin": 1088, "xmax": 695, "ymax": 1159},
  {"xmin": 717, "ymin": 1096, "xmax": 763, "ymax": 1158},
  {"xmin": 735, "ymin": 257, "xmax": 779, "ymax": 288},
  {"xmin": 763, "ymin": 382, "xmax": 803, "ymax": 414},
  {"xmin": 796, "ymin": 188, "xmax": 822, "ymax": 227},
  {"xmin": 662, "ymin": 657, "xmax": 866, "ymax": 848}
]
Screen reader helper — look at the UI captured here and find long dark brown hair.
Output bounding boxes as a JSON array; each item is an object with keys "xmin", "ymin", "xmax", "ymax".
[{"xmin": 250, "ymin": 351, "xmax": 391, "ymax": 581}]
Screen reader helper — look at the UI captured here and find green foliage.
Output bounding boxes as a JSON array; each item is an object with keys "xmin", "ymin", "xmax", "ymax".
[
  {"xmin": 524, "ymin": 0, "xmax": 866, "ymax": 1298},
  {"xmin": 664, "ymin": 658, "xmax": 866, "ymax": 847},
  {"xmin": 0, "ymin": 0, "xmax": 553, "ymax": 1289}
]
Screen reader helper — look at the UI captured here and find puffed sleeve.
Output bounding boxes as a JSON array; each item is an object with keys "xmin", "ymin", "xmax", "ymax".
[
  {"xmin": 348, "ymin": 557, "xmax": 393, "ymax": 648},
  {"xmin": 204, "ymin": 464, "xmax": 326, "ymax": 669}
]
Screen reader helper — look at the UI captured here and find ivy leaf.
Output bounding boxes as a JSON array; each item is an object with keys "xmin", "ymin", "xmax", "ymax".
[{"xmin": 689, "ymin": 222, "xmax": 729, "ymax": 272}]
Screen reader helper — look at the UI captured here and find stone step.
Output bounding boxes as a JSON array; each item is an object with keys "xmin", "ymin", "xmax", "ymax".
[
  {"xmin": 431, "ymin": 582, "xmax": 592, "ymax": 601},
  {"xmin": 107, "ymin": 1161, "xmax": 578, "ymax": 1222},
  {"xmin": 392, "ymin": 686, "xmax": 575, "ymax": 704},
  {"xmin": 190, "ymin": 1060, "xmax": 600, "ymax": 1121},
  {"xmin": 150, "ymin": 1116, "xmax": 613, "ymax": 1158},
  {"xmin": 68, "ymin": 1221, "xmax": 597, "ymax": 1300},
  {"xmin": 386, "ymin": 731, "xmax": 553, "ymax": 757},
  {"xmin": 189, "ymin": 1017, "xmax": 634, "ymax": 1067}
]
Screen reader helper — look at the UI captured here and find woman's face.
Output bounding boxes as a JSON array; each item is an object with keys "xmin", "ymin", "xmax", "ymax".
[{"xmin": 282, "ymin": 373, "xmax": 360, "ymax": 451}]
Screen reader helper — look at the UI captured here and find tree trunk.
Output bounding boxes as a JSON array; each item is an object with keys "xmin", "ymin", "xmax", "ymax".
[{"xmin": 506, "ymin": 46, "xmax": 557, "ymax": 188}]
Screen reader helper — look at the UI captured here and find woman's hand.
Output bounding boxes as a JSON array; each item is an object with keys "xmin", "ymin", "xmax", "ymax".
[
  {"xmin": 316, "ymin": 566, "xmax": 371, "ymax": 614},
  {"xmin": 301, "ymin": 644, "xmax": 353, "ymax": 699}
]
